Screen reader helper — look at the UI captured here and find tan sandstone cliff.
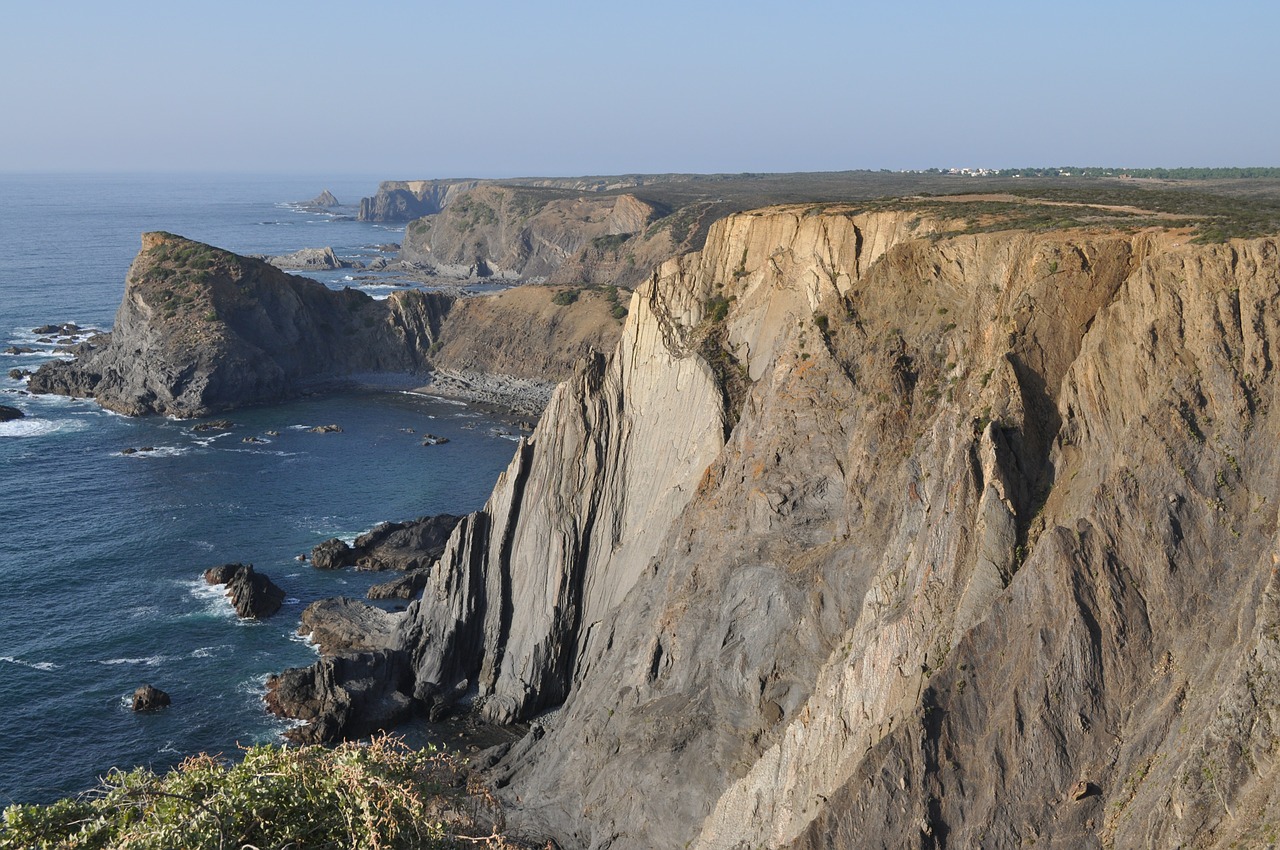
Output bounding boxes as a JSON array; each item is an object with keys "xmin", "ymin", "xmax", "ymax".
[
  {"xmin": 350, "ymin": 206, "xmax": 1280, "ymax": 850},
  {"xmin": 274, "ymin": 203, "xmax": 1280, "ymax": 849}
]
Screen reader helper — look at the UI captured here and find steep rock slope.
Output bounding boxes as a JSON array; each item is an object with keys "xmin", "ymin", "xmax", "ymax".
[
  {"xmin": 349, "ymin": 205, "xmax": 1280, "ymax": 848},
  {"xmin": 28, "ymin": 233, "xmax": 451, "ymax": 417},
  {"xmin": 358, "ymin": 179, "xmax": 481, "ymax": 221},
  {"xmin": 28, "ymin": 233, "xmax": 626, "ymax": 417},
  {"xmin": 399, "ymin": 185, "xmax": 674, "ymax": 286}
]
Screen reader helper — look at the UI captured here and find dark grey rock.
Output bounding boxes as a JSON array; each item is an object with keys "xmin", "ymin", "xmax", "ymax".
[
  {"xmin": 131, "ymin": 684, "xmax": 171, "ymax": 711},
  {"xmin": 202, "ymin": 562, "xmax": 285, "ymax": 619},
  {"xmin": 0, "ymin": 404, "xmax": 23, "ymax": 422}
]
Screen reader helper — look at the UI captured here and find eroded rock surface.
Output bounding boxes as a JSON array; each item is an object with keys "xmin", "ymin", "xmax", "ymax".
[
  {"xmin": 203, "ymin": 563, "xmax": 285, "ymax": 620},
  {"xmin": 294, "ymin": 205, "xmax": 1280, "ymax": 849},
  {"xmin": 27, "ymin": 233, "xmax": 452, "ymax": 417}
]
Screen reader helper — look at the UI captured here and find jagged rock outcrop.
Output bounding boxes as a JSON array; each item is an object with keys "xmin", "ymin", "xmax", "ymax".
[
  {"xmin": 27, "ymin": 233, "xmax": 452, "ymax": 417},
  {"xmin": 358, "ymin": 179, "xmax": 481, "ymax": 221},
  {"xmin": 203, "ymin": 563, "xmax": 285, "ymax": 620},
  {"xmin": 258, "ymin": 246, "xmax": 351, "ymax": 271},
  {"xmin": 0, "ymin": 404, "xmax": 23, "ymax": 422},
  {"xmin": 309, "ymin": 514, "xmax": 463, "ymax": 574},
  {"xmin": 131, "ymin": 684, "xmax": 171, "ymax": 712},
  {"xmin": 288, "ymin": 202, "xmax": 1280, "ymax": 848},
  {"xmin": 398, "ymin": 185, "xmax": 672, "ymax": 286},
  {"xmin": 26, "ymin": 233, "xmax": 626, "ymax": 417},
  {"xmin": 305, "ymin": 189, "xmax": 340, "ymax": 208},
  {"xmin": 265, "ymin": 597, "xmax": 414, "ymax": 744}
]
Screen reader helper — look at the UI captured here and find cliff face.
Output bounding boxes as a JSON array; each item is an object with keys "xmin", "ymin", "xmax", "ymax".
[
  {"xmin": 28, "ymin": 233, "xmax": 451, "ymax": 417},
  {"xmin": 369, "ymin": 206, "xmax": 1280, "ymax": 848},
  {"xmin": 398, "ymin": 185, "xmax": 674, "ymax": 286},
  {"xmin": 357, "ymin": 179, "xmax": 481, "ymax": 222},
  {"xmin": 29, "ymin": 233, "xmax": 626, "ymax": 418}
]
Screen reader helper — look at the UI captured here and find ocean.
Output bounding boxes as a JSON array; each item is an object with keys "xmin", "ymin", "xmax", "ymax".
[{"xmin": 0, "ymin": 174, "xmax": 517, "ymax": 805}]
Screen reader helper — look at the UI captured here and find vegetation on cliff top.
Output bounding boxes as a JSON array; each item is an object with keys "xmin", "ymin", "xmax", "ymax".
[
  {"xmin": 0, "ymin": 735, "xmax": 524, "ymax": 849},
  {"xmin": 798, "ymin": 186, "xmax": 1280, "ymax": 243}
]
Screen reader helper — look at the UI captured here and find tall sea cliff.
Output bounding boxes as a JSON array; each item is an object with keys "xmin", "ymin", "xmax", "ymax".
[{"xmin": 295, "ymin": 204, "xmax": 1280, "ymax": 848}]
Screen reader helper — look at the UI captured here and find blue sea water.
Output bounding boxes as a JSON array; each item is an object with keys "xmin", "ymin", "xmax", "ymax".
[{"xmin": 0, "ymin": 174, "xmax": 517, "ymax": 805}]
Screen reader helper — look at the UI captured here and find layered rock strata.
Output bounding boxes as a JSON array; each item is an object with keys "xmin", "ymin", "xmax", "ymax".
[
  {"xmin": 398, "ymin": 186, "xmax": 669, "ymax": 286},
  {"xmin": 281, "ymin": 204, "xmax": 1280, "ymax": 849},
  {"xmin": 27, "ymin": 233, "xmax": 451, "ymax": 417},
  {"xmin": 27, "ymin": 233, "xmax": 624, "ymax": 417}
]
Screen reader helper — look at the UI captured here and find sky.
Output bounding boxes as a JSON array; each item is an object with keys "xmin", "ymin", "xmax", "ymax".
[{"xmin": 2, "ymin": 0, "xmax": 1276, "ymax": 176}]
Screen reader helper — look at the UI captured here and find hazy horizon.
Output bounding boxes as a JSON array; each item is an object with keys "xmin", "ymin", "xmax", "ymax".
[{"xmin": 3, "ymin": 1, "xmax": 1277, "ymax": 176}]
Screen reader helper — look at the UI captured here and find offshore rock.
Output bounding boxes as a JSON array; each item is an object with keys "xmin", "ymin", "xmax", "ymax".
[
  {"xmin": 27, "ymin": 233, "xmax": 452, "ymax": 417},
  {"xmin": 131, "ymin": 684, "xmax": 171, "ymax": 712},
  {"xmin": 202, "ymin": 562, "xmax": 285, "ymax": 620},
  {"xmin": 261, "ymin": 246, "xmax": 351, "ymax": 271},
  {"xmin": 0, "ymin": 404, "xmax": 23, "ymax": 422},
  {"xmin": 304, "ymin": 189, "xmax": 340, "ymax": 208}
]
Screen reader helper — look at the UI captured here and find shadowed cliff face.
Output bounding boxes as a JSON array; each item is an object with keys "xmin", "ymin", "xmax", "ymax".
[
  {"xmin": 27, "ymin": 233, "xmax": 452, "ymax": 417},
  {"xmin": 398, "ymin": 185, "xmax": 677, "ymax": 288},
  {"xmin": 366, "ymin": 206, "xmax": 1280, "ymax": 849}
]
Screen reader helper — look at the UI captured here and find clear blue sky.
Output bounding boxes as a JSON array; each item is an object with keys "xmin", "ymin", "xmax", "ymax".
[{"xmin": 2, "ymin": 0, "xmax": 1276, "ymax": 175}]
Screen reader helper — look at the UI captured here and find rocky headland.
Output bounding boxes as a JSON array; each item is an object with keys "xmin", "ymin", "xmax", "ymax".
[
  {"xmin": 25, "ymin": 232, "xmax": 622, "ymax": 417},
  {"xmin": 259, "ymin": 197, "xmax": 1280, "ymax": 849}
]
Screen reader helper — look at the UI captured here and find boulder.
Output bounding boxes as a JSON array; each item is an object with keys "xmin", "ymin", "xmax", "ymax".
[
  {"xmin": 31, "ymin": 325, "xmax": 59, "ymax": 335},
  {"xmin": 0, "ymin": 404, "xmax": 24, "ymax": 422},
  {"xmin": 9, "ymin": 369, "xmax": 30, "ymax": 380},
  {"xmin": 367, "ymin": 569, "xmax": 430, "ymax": 600},
  {"xmin": 4, "ymin": 346, "xmax": 35, "ymax": 355},
  {"xmin": 310, "ymin": 538, "xmax": 356, "ymax": 570},
  {"xmin": 131, "ymin": 684, "xmax": 171, "ymax": 711},
  {"xmin": 203, "ymin": 562, "xmax": 285, "ymax": 619}
]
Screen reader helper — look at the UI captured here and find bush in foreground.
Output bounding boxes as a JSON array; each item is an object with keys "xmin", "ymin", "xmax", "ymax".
[{"xmin": 1, "ymin": 735, "xmax": 525, "ymax": 849}]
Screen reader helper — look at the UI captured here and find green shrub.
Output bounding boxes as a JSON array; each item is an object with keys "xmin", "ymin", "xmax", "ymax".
[
  {"xmin": 552, "ymin": 289, "xmax": 580, "ymax": 306},
  {"xmin": 0, "ymin": 736, "xmax": 511, "ymax": 849}
]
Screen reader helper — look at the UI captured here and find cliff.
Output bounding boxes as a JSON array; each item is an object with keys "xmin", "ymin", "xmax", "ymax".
[
  {"xmin": 26, "ymin": 233, "xmax": 450, "ymax": 417},
  {"xmin": 358, "ymin": 179, "xmax": 482, "ymax": 222},
  {"xmin": 398, "ymin": 185, "xmax": 675, "ymax": 287},
  {"xmin": 27, "ymin": 233, "xmax": 622, "ymax": 417},
  {"xmin": 276, "ymin": 201, "xmax": 1280, "ymax": 848}
]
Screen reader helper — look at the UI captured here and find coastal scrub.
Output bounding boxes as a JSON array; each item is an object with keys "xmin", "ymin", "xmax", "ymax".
[{"xmin": 0, "ymin": 735, "xmax": 520, "ymax": 849}]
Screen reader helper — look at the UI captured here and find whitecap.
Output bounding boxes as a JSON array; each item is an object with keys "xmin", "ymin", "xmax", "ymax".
[
  {"xmin": 283, "ymin": 597, "xmax": 301, "ymax": 606},
  {"xmin": 184, "ymin": 579, "xmax": 236, "ymax": 619},
  {"xmin": 288, "ymin": 630, "xmax": 320, "ymax": 654},
  {"xmin": 0, "ymin": 418, "xmax": 85, "ymax": 438},
  {"xmin": 128, "ymin": 606, "xmax": 160, "ymax": 620},
  {"xmin": 0, "ymin": 656, "xmax": 61, "ymax": 671},
  {"xmin": 97, "ymin": 655, "xmax": 168, "ymax": 666}
]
